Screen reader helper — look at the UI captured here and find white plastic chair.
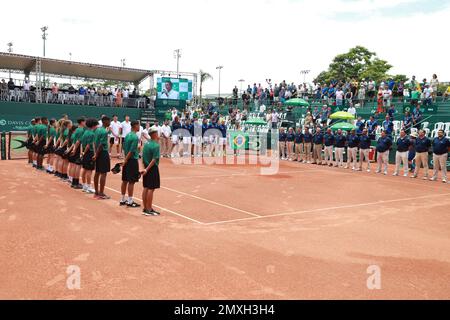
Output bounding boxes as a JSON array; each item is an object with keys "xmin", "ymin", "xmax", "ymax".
[{"xmin": 434, "ymin": 122, "xmax": 445, "ymax": 131}]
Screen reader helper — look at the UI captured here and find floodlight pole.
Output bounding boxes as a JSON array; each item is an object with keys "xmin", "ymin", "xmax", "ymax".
[
  {"xmin": 238, "ymin": 79, "xmax": 245, "ymax": 94},
  {"xmin": 7, "ymin": 42, "xmax": 13, "ymax": 78},
  {"xmin": 41, "ymin": 26, "xmax": 48, "ymax": 86},
  {"xmin": 216, "ymin": 66, "xmax": 223, "ymax": 98},
  {"xmin": 300, "ymin": 69, "xmax": 311, "ymax": 83},
  {"xmin": 174, "ymin": 49, "xmax": 181, "ymax": 79}
]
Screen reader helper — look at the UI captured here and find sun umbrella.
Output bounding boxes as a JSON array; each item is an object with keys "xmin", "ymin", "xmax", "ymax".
[
  {"xmin": 283, "ymin": 98, "xmax": 310, "ymax": 107},
  {"xmin": 330, "ymin": 111, "xmax": 355, "ymax": 120},
  {"xmin": 330, "ymin": 122, "xmax": 356, "ymax": 131}
]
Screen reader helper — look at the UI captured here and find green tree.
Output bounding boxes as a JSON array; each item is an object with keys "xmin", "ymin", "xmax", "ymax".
[
  {"xmin": 199, "ymin": 70, "xmax": 213, "ymax": 106},
  {"xmin": 315, "ymin": 46, "xmax": 393, "ymax": 83}
]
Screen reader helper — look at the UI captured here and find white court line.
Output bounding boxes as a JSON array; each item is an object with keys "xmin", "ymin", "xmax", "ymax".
[
  {"xmin": 203, "ymin": 192, "xmax": 450, "ymax": 226},
  {"xmin": 161, "ymin": 186, "xmax": 261, "ymax": 218},
  {"xmin": 104, "ymin": 186, "xmax": 205, "ymax": 225}
]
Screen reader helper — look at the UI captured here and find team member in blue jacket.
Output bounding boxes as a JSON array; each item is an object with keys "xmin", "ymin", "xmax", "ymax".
[
  {"xmin": 412, "ymin": 130, "xmax": 431, "ymax": 179},
  {"xmin": 312, "ymin": 127, "xmax": 324, "ymax": 165},
  {"xmin": 346, "ymin": 129, "xmax": 360, "ymax": 170},
  {"xmin": 201, "ymin": 118, "xmax": 209, "ymax": 155},
  {"xmin": 294, "ymin": 127, "xmax": 303, "ymax": 162},
  {"xmin": 207, "ymin": 121, "xmax": 220, "ymax": 157},
  {"xmin": 218, "ymin": 120, "xmax": 227, "ymax": 157},
  {"xmin": 376, "ymin": 130, "xmax": 392, "ymax": 175},
  {"xmin": 323, "ymin": 128, "xmax": 335, "ymax": 166},
  {"xmin": 286, "ymin": 127, "xmax": 296, "ymax": 161},
  {"xmin": 393, "ymin": 129, "xmax": 410, "ymax": 177},
  {"xmin": 170, "ymin": 116, "xmax": 182, "ymax": 158},
  {"xmin": 334, "ymin": 129, "xmax": 347, "ymax": 168},
  {"xmin": 181, "ymin": 119, "xmax": 193, "ymax": 157},
  {"xmin": 430, "ymin": 129, "xmax": 450, "ymax": 183},
  {"xmin": 358, "ymin": 129, "xmax": 372, "ymax": 172},
  {"xmin": 302, "ymin": 127, "xmax": 313, "ymax": 163},
  {"xmin": 279, "ymin": 127, "xmax": 288, "ymax": 160}
]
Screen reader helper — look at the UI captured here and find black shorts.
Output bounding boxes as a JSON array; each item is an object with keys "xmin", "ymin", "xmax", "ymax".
[
  {"xmin": 143, "ymin": 165, "xmax": 160, "ymax": 190},
  {"xmin": 82, "ymin": 150, "xmax": 95, "ymax": 171},
  {"xmin": 61, "ymin": 147, "xmax": 70, "ymax": 160},
  {"xmin": 95, "ymin": 151, "xmax": 111, "ymax": 174},
  {"xmin": 45, "ymin": 141, "xmax": 55, "ymax": 154},
  {"xmin": 37, "ymin": 140, "xmax": 46, "ymax": 156},
  {"xmin": 26, "ymin": 137, "xmax": 33, "ymax": 150},
  {"xmin": 69, "ymin": 150, "xmax": 81, "ymax": 164},
  {"xmin": 109, "ymin": 137, "xmax": 115, "ymax": 145},
  {"xmin": 122, "ymin": 158, "xmax": 140, "ymax": 183}
]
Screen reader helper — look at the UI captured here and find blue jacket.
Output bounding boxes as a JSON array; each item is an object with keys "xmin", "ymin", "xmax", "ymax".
[
  {"xmin": 432, "ymin": 137, "xmax": 450, "ymax": 155},
  {"xmin": 377, "ymin": 136, "xmax": 392, "ymax": 153},
  {"xmin": 396, "ymin": 137, "xmax": 410, "ymax": 152},
  {"xmin": 279, "ymin": 132, "xmax": 287, "ymax": 142},
  {"xmin": 294, "ymin": 133, "xmax": 303, "ymax": 144},
  {"xmin": 286, "ymin": 133, "xmax": 295, "ymax": 142},
  {"xmin": 359, "ymin": 135, "xmax": 371, "ymax": 149},
  {"xmin": 334, "ymin": 135, "xmax": 346, "ymax": 148},
  {"xmin": 347, "ymin": 135, "xmax": 360, "ymax": 148},
  {"xmin": 313, "ymin": 133, "xmax": 324, "ymax": 145},
  {"xmin": 415, "ymin": 137, "xmax": 431, "ymax": 153},
  {"xmin": 324, "ymin": 134, "xmax": 335, "ymax": 147},
  {"xmin": 303, "ymin": 133, "xmax": 313, "ymax": 143}
]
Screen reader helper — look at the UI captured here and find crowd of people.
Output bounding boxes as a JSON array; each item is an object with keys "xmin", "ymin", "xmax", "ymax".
[
  {"xmin": 277, "ymin": 124, "xmax": 449, "ymax": 183},
  {"xmin": 26, "ymin": 115, "xmax": 162, "ymax": 216},
  {"xmin": 0, "ymin": 78, "xmax": 148, "ymax": 108},
  {"xmin": 228, "ymin": 75, "xmax": 450, "ymax": 110}
]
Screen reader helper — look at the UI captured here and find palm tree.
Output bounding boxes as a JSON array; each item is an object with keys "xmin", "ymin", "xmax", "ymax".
[{"xmin": 199, "ymin": 70, "xmax": 213, "ymax": 106}]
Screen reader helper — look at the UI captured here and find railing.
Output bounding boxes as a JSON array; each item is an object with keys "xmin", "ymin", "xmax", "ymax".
[{"xmin": 0, "ymin": 88, "xmax": 150, "ymax": 109}]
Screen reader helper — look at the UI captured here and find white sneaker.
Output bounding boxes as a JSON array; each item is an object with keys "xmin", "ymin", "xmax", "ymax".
[
  {"xmin": 403, "ymin": 173, "xmax": 409, "ymax": 177},
  {"xmin": 411, "ymin": 175, "xmax": 417, "ymax": 179},
  {"xmin": 393, "ymin": 173, "xmax": 398, "ymax": 176},
  {"xmin": 375, "ymin": 170, "xmax": 381, "ymax": 174},
  {"xmin": 422, "ymin": 176, "xmax": 429, "ymax": 180},
  {"xmin": 430, "ymin": 177, "xmax": 437, "ymax": 181},
  {"xmin": 384, "ymin": 171, "xmax": 388, "ymax": 175},
  {"xmin": 367, "ymin": 169, "xmax": 371, "ymax": 173},
  {"xmin": 344, "ymin": 166, "xmax": 348, "ymax": 169},
  {"xmin": 443, "ymin": 179, "xmax": 448, "ymax": 184}
]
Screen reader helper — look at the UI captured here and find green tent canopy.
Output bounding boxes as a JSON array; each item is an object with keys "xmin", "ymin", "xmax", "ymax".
[
  {"xmin": 284, "ymin": 98, "xmax": 310, "ymax": 107},
  {"xmin": 330, "ymin": 122, "xmax": 357, "ymax": 131},
  {"xmin": 330, "ymin": 111, "xmax": 355, "ymax": 120}
]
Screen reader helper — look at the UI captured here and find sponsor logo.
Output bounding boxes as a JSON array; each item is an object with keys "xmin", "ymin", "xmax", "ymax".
[{"xmin": 0, "ymin": 119, "xmax": 6, "ymax": 126}]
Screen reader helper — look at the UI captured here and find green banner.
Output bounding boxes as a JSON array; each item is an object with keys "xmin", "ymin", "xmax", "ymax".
[{"xmin": 402, "ymin": 104, "xmax": 437, "ymax": 114}]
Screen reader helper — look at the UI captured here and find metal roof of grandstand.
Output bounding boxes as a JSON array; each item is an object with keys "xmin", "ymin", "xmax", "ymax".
[{"xmin": 0, "ymin": 52, "xmax": 152, "ymax": 83}]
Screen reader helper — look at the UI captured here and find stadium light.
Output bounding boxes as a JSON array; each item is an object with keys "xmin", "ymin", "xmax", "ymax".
[
  {"xmin": 120, "ymin": 58, "xmax": 126, "ymax": 68},
  {"xmin": 174, "ymin": 49, "xmax": 181, "ymax": 79},
  {"xmin": 238, "ymin": 79, "xmax": 245, "ymax": 94},
  {"xmin": 41, "ymin": 26, "xmax": 48, "ymax": 84},
  {"xmin": 300, "ymin": 69, "xmax": 311, "ymax": 83},
  {"xmin": 7, "ymin": 42, "xmax": 13, "ymax": 78},
  {"xmin": 216, "ymin": 66, "xmax": 224, "ymax": 98}
]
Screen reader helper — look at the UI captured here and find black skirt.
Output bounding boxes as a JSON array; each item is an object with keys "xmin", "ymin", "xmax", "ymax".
[{"xmin": 142, "ymin": 165, "xmax": 160, "ymax": 190}]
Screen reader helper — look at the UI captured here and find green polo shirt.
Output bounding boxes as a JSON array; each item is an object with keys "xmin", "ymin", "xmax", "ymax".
[
  {"xmin": 37, "ymin": 124, "xmax": 47, "ymax": 139},
  {"xmin": 123, "ymin": 132, "xmax": 139, "ymax": 160},
  {"xmin": 81, "ymin": 129, "xmax": 95, "ymax": 151},
  {"xmin": 94, "ymin": 127, "xmax": 109, "ymax": 152},
  {"xmin": 49, "ymin": 127, "xmax": 57, "ymax": 140},
  {"xmin": 72, "ymin": 127, "xmax": 85, "ymax": 143},
  {"xmin": 62, "ymin": 128, "xmax": 69, "ymax": 143},
  {"xmin": 142, "ymin": 140, "xmax": 160, "ymax": 167}
]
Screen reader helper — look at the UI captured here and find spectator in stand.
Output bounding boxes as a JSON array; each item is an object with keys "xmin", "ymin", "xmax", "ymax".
[
  {"xmin": 51, "ymin": 82, "xmax": 59, "ymax": 103},
  {"xmin": 423, "ymin": 84, "xmax": 433, "ymax": 107},
  {"xmin": 8, "ymin": 78, "xmax": 15, "ymax": 101},
  {"xmin": 357, "ymin": 83, "xmax": 366, "ymax": 107},
  {"xmin": 397, "ymin": 81, "xmax": 404, "ymax": 102},
  {"xmin": 376, "ymin": 86, "xmax": 384, "ymax": 113},
  {"xmin": 335, "ymin": 87, "xmax": 344, "ymax": 108},
  {"xmin": 430, "ymin": 74, "xmax": 439, "ymax": 103},
  {"xmin": 382, "ymin": 115, "xmax": 394, "ymax": 137},
  {"xmin": 367, "ymin": 116, "xmax": 378, "ymax": 141},
  {"xmin": 387, "ymin": 104, "xmax": 396, "ymax": 121},
  {"xmin": 403, "ymin": 111, "xmax": 413, "ymax": 133},
  {"xmin": 376, "ymin": 130, "xmax": 392, "ymax": 175},
  {"xmin": 0, "ymin": 79, "xmax": 7, "ymax": 100},
  {"xmin": 393, "ymin": 130, "xmax": 410, "ymax": 177},
  {"xmin": 347, "ymin": 104, "xmax": 356, "ymax": 118},
  {"xmin": 270, "ymin": 109, "xmax": 279, "ymax": 130},
  {"xmin": 355, "ymin": 117, "xmax": 365, "ymax": 135},
  {"xmin": 304, "ymin": 112, "xmax": 313, "ymax": 128},
  {"xmin": 358, "ymin": 128, "xmax": 372, "ymax": 172},
  {"xmin": 23, "ymin": 79, "xmax": 31, "ymax": 102},
  {"xmin": 382, "ymin": 85, "xmax": 393, "ymax": 110},
  {"xmin": 367, "ymin": 79, "xmax": 376, "ymax": 102},
  {"xmin": 412, "ymin": 104, "xmax": 423, "ymax": 130},
  {"xmin": 444, "ymin": 85, "xmax": 450, "ymax": 102},
  {"xmin": 412, "ymin": 130, "xmax": 431, "ymax": 180}
]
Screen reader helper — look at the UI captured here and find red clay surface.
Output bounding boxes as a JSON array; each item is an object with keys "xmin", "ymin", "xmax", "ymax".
[{"xmin": 1, "ymin": 155, "xmax": 449, "ymax": 300}]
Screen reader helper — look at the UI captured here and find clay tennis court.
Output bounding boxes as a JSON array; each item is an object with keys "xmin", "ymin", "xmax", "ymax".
[{"xmin": 1, "ymin": 157, "xmax": 449, "ymax": 300}]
